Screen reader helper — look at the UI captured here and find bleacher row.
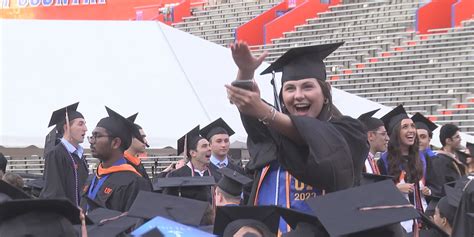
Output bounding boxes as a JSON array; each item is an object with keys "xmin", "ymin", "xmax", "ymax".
[
  {"xmin": 173, "ymin": 0, "xmax": 280, "ymax": 46},
  {"xmin": 175, "ymin": 0, "xmax": 474, "ymax": 136}
]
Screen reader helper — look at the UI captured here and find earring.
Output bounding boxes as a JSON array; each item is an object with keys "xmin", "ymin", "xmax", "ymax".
[{"xmin": 324, "ymin": 98, "xmax": 329, "ymax": 104}]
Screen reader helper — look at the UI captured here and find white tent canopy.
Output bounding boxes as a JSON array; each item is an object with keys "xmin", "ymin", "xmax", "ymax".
[{"xmin": 1, "ymin": 20, "xmax": 472, "ymax": 148}]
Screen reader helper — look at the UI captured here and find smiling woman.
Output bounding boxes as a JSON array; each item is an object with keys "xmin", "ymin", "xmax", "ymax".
[{"xmin": 225, "ymin": 41, "xmax": 369, "ymax": 234}]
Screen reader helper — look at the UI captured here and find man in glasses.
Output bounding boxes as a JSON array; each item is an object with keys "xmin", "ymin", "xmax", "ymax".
[
  {"xmin": 80, "ymin": 107, "xmax": 151, "ymax": 212},
  {"xmin": 41, "ymin": 103, "xmax": 89, "ymax": 206},
  {"xmin": 433, "ymin": 124, "xmax": 467, "ymax": 186},
  {"xmin": 358, "ymin": 109, "xmax": 389, "ymax": 175}
]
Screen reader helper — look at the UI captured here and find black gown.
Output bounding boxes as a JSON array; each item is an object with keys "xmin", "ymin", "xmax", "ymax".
[
  {"xmin": 241, "ymin": 113, "xmax": 368, "ymax": 205},
  {"xmin": 80, "ymin": 166, "xmax": 151, "ymax": 212},
  {"xmin": 432, "ymin": 153, "xmax": 466, "ymax": 187},
  {"xmin": 165, "ymin": 165, "xmax": 213, "ymax": 202},
  {"xmin": 40, "ymin": 143, "xmax": 89, "ymax": 205},
  {"xmin": 451, "ymin": 176, "xmax": 474, "ymax": 237}
]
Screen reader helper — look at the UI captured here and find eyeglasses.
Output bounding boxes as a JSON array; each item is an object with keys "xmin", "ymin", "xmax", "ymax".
[{"xmin": 87, "ymin": 134, "xmax": 112, "ymax": 143}]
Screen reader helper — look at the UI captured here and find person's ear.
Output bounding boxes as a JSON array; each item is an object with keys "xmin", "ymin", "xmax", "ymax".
[{"xmin": 111, "ymin": 138, "xmax": 121, "ymax": 150}]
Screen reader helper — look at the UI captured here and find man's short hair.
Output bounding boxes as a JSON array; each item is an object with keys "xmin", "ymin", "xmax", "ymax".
[{"xmin": 439, "ymin": 124, "xmax": 459, "ymax": 147}]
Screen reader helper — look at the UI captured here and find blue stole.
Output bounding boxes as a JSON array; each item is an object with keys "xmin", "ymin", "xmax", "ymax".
[
  {"xmin": 380, "ymin": 152, "xmax": 427, "ymax": 177},
  {"xmin": 424, "ymin": 148, "xmax": 437, "ymax": 159},
  {"xmin": 256, "ymin": 161, "xmax": 322, "ymax": 233},
  {"xmin": 86, "ymin": 158, "xmax": 127, "ymax": 211}
]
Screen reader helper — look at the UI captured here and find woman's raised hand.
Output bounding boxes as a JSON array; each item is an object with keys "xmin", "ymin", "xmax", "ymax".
[{"xmin": 230, "ymin": 41, "xmax": 268, "ymax": 79}]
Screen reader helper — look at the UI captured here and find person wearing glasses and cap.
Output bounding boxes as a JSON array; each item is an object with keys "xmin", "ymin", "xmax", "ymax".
[
  {"xmin": 80, "ymin": 107, "xmax": 151, "ymax": 213},
  {"xmin": 124, "ymin": 113, "xmax": 151, "ymax": 181},
  {"xmin": 40, "ymin": 102, "xmax": 89, "ymax": 206},
  {"xmin": 225, "ymin": 41, "xmax": 368, "ymax": 234}
]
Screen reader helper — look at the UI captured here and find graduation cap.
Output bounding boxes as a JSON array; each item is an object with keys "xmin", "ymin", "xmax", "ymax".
[
  {"xmin": 0, "ymin": 179, "xmax": 31, "ymax": 200},
  {"xmin": 23, "ymin": 178, "xmax": 44, "ymax": 197},
  {"xmin": 380, "ymin": 105, "xmax": 410, "ymax": 136},
  {"xmin": 360, "ymin": 173, "xmax": 395, "ymax": 185},
  {"xmin": 128, "ymin": 191, "xmax": 210, "ymax": 227},
  {"xmin": 305, "ymin": 180, "xmax": 419, "ymax": 236},
  {"xmin": 177, "ymin": 125, "xmax": 202, "ymax": 157},
  {"xmin": 466, "ymin": 142, "xmax": 474, "ymax": 156},
  {"xmin": 411, "ymin": 112, "xmax": 438, "ymax": 136},
  {"xmin": 127, "ymin": 113, "xmax": 139, "ymax": 123},
  {"xmin": 357, "ymin": 109, "xmax": 384, "ymax": 132},
  {"xmin": 216, "ymin": 167, "xmax": 252, "ymax": 196},
  {"xmin": 131, "ymin": 216, "xmax": 212, "ymax": 237},
  {"xmin": 154, "ymin": 176, "xmax": 215, "ymax": 202},
  {"xmin": 260, "ymin": 42, "xmax": 344, "ymax": 83},
  {"xmin": 200, "ymin": 118, "xmax": 235, "ymax": 141},
  {"xmin": 214, "ymin": 205, "xmax": 320, "ymax": 236},
  {"xmin": 43, "ymin": 127, "xmax": 61, "ymax": 156},
  {"xmin": 48, "ymin": 102, "xmax": 84, "ymax": 128},
  {"xmin": 455, "ymin": 150, "xmax": 471, "ymax": 165},
  {"xmin": 436, "ymin": 196, "xmax": 457, "ymax": 226},
  {"xmin": 418, "ymin": 212, "xmax": 449, "ymax": 237},
  {"xmin": 0, "ymin": 198, "xmax": 92, "ymax": 224},
  {"xmin": 85, "ymin": 208, "xmax": 142, "ymax": 237},
  {"xmin": 443, "ymin": 183, "xmax": 462, "ymax": 208},
  {"xmin": 95, "ymin": 106, "xmax": 144, "ymax": 151},
  {"xmin": 259, "ymin": 42, "xmax": 344, "ymax": 111}
]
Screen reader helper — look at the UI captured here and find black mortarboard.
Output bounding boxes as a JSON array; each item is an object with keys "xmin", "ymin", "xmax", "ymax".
[
  {"xmin": 200, "ymin": 118, "xmax": 235, "ymax": 141},
  {"xmin": 360, "ymin": 173, "xmax": 395, "ymax": 185},
  {"xmin": 456, "ymin": 150, "xmax": 470, "ymax": 165},
  {"xmin": 128, "ymin": 191, "xmax": 209, "ymax": 226},
  {"xmin": 154, "ymin": 176, "xmax": 215, "ymax": 202},
  {"xmin": 411, "ymin": 112, "xmax": 438, "ymax": 133},
  {"xmin": 48, "ymin": 102, "xmax": 84, "ymax": 127},
  {"xmin": 305, "ymin": 180, "xmax": 419, "ymax": 236},
  {"xmin": 217, "ymin": 167, "xmax": 252, "ymax": 196},
  {"xmin": 141, "ymin": 228, "xmax": 164, "ymax": 237},
  {"xmin": 436, "ymin": 196, "xmax": 457, "ymax": 226},
  {"xmin": 127, "ymin": 113, "xmax": 138, "ymax": 123},
  {"xmin": 418, "ymin": 212, "xmax": 449, "ymax": 237},
  {"xmin": 466, "ymin": 142, "xmax": 474, "ymax": 156},
  {"xmin": 214, "ymin": 205, "xmax": 320, "ymax": 236},
  {"xmin": 0, "ymin": 199, "xmax": 92, "ymax": 224},
  {"xmin": 43, "ymin": 127, "xmax": 61, "ymax": 156},
  {"xmin": 443, "ymin": 183, "xmax": 462, "ymax": 208},
  {"xmin": 23, "ymin": 178, "xmax": 44, "ymax": 198},
  {"xmin": 380, "ymin": 105, "xmax": 410, "ymax": 135},
  {"xmin": 96, "ymin": 106, "xmax": 144, "ymax": 151},
  {"xmin": 0, "ymin": 180, "xmax": 31, "ymax": 200},
  {"xmin": 357, "ymin": 109, "xmax": 384, "ymax": 132},
  {"xmin": 177, "ymin": 125, "xmax": 202, "ymax": 157},
  {"xmin": 85, "ymin": 208, "xmax": 142, "ymax": 237},
  {"xmin": 260, "ymin": 42, "xmax": 344, "ymax": 83}
]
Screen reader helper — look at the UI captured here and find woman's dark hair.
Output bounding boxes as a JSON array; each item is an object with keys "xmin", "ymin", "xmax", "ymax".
[
  {"xmin": 279, "ymin": 79, "xmax": 342, "ymax": 121},
  {"xmin": 386, "ymin": 123, "xmax": 423, "ymax": 183}
]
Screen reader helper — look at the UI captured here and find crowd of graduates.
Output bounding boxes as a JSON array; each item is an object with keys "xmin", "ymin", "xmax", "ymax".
[{"xmin": 0, "ymin": 41, "xmax": 473, "ymax": 237}]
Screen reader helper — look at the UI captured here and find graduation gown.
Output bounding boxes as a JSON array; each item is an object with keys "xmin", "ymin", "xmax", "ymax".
[
  {"xmin": 242, "ymin": 113, "xmax": 368, "ymax": 204},
  {"xmin": 40, "ymin": 142, "xmax": 89, "ymax": 206},
  {"xmin": 124, "ymin": 152, "xmax": 149, "ymax": 180},
  {"xmin": 80, "ymin": 159, "xmax": 151, "ymax": 212},
  {"xmin": 432, "ymin": 152, "xmax": 466, "ymax": 187},
  {"xmin": 166, "ymin": 164, "xmax": 213, "ymax": 202},
  {"xmin": 124, "ymin": 152, "xmax": 152, "ymax": 189},
  {"xmin": 451, "ymin": 176, "xmax": 474, "ymax": 237}
]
